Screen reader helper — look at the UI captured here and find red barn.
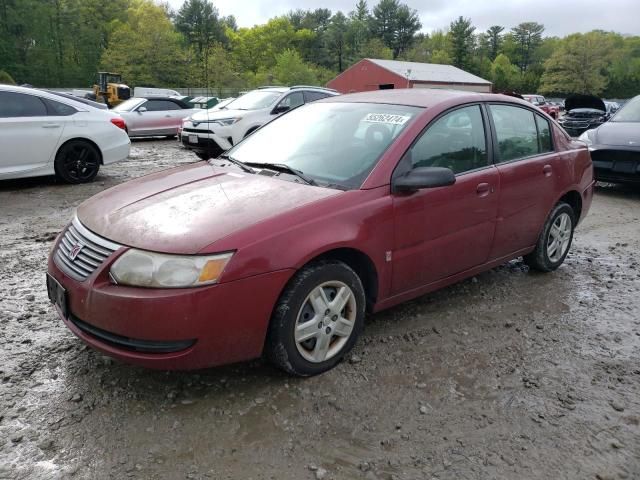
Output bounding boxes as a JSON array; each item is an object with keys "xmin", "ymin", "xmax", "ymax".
[{"xmin": 327, "ymin": 58, "xmax": 492, "ymax": 94}]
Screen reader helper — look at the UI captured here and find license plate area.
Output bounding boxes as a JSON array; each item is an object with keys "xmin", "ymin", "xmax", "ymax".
[
  {"xmin": 46, "ymin": 273, "xmax": 68, "ymax": 319},
  {"xmin": 189, "ymin": 134, "xmax": 198, "ymax": 144}
]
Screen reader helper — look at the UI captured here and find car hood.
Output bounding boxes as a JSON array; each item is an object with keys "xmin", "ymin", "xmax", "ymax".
[
  {"xmin": 190, "ymin": 108, "xmax": 248, "ymax": 121},
  {"xmin": 77, "ymin": 162, "xmax": 340, "ymax": 254},
  {"xmin": 565, "ymin": 94, "xmax": 606, "ymax": 113},
  {"xmin": 593, "ymin": 121, "xmax": 640, "ymax": 147}
]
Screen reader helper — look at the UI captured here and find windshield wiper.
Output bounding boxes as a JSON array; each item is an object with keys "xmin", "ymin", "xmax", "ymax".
[
  {"xmin": 245, "ymin": 162, "xmax": 317, "ymax": 186},
  {"xmin": 216, "ymin": 153, "xmax": 255, "ymax": 173}
]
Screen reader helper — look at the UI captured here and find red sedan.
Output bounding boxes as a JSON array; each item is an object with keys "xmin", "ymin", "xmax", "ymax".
[{"xmin": 47, "ymin": 89, "xmax": 594, "ymax": 376}]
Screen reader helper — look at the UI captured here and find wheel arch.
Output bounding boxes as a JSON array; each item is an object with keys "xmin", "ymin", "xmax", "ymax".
[
  {"xmin": 557, "ymin": 189, "xmax": 582, "ymax": 221},
  {"xmin": 56, "ymin": 137, "xmax": 104, "ymax": 165},
  {"xmin": 297, "ymin": 247, "xmax": 379, "ymax": 312}
]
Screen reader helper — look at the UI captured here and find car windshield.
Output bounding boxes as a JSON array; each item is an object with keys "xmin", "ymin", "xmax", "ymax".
[
  {"xmin": 112, "ymin": 98, "xmax": 145, "ymax": 112},
  {"xmin": 225, "ymin": 90, "xmax": 282, "ymax": 110},
  {"xmin": 611, "ymin": 97, "xmax": 640, "ymax": 122},
  {"xmin": 226, "ymin": 102, "xmax": 422, "ymax": 190}
]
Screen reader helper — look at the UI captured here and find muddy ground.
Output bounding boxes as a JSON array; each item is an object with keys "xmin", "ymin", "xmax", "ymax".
[{"xmin": 1, "ymin": 138, "xmax": 639, "ymax": 480}]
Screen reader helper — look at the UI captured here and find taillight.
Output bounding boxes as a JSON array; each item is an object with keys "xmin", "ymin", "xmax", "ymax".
[{"xmin": 110, "ymin": 117, "xmax": 127, "ymax": 131}]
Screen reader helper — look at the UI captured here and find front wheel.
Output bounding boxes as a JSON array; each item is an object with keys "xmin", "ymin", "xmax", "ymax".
[
  {"xmin": 524, "ymin": 202, "xmax": 575, "ymax": 272},
  {"xmin": 54, "ymin": 140, "xmax": 101, "ymax": 184},
  {"xmin": 265, "ymin": 261, "xmax": 366, "ymax": 376}
]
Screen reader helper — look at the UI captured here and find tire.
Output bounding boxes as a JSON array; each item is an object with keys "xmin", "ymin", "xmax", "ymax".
[
  {"xmin": 54, "ymin": 140, "xmax": 101, "ymax": 184},
  {"xmin": 523, "ymin": 202, "xmax": 575, "ymax": 272},
  {"xmin": 265, "ymin": 260, "xmax": 366, "ymax": 376},
  {"xmin": 195, "ymin": 152, "xmax": 210, "ymax": 160}
]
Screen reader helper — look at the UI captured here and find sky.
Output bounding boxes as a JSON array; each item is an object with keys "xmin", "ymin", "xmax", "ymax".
[{"xmin": 166, "ymin": 0, "xmax": 640, "ymax": 37}]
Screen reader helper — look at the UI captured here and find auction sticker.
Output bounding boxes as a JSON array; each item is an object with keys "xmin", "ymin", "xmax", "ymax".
[{"xmin": 363, "ymin": 113, "xmax": 411, "ymax": 125}]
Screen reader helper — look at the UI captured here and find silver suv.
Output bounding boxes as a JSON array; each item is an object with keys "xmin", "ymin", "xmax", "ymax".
[{"xmin": 180, "ymin": 86, "xmax": 339, "ymax": 159}]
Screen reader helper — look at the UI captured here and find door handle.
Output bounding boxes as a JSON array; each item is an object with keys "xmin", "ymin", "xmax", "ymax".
[
  {"xmin": 543, "ymin": 164, "xmax": 553, "ymax": 177},
  {"xmin": 164, "ymin": 115, "xmax": 172, "ymax": 118},
  {"xmin": 476, "ymin": 183, "xmax": 491, "ymax": 197},
  {"xmin": 42, "ymin": 123, "xmax": 61, "ymax": 128}
]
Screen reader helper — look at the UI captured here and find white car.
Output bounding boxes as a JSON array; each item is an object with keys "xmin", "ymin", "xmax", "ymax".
[
  {"xmin": 0, "ymin": 85, "xmax": 130, "ymax": 184},
  {"xmin": 180, "ymin": 86, "xmax": 338, "ymax": 159},
  {"xmin": 113, "ymin": 97, "xmax": 197, "ymax": 138}
]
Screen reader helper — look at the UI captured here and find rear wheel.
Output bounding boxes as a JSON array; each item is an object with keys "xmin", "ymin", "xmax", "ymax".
[
  {"xmin": 266, "ymin": 261, "xmax": 365, "ymax": 376},
  {"xmin": 524, "ymin": 202, "xmax": 575, "ymax": 272},
  {"xmin": 54, "ymin": 140, "xmax": 101, "ymax": 184},
  {"xmin": 195, "ymin": 152, "xmax": 210, "ymax": 160}
]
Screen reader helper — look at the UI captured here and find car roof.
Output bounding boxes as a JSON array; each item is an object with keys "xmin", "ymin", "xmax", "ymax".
[
  {"xmin": 0, "ymin": 84, "xmax": 93, "ymax": 111},
  {"xmin": 323, "ymin": 88, "xmax": 528, "ymax": 109}
]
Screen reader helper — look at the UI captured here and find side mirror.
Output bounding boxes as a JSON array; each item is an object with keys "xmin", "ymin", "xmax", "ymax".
[
  {"xmin": 137, "ymin": 106, "xmax": 147, "ymax": 113},
  {"xmin": 272, "ymin": 105, "xmax": 290, "ymax": 115},
  {"xmin": 392, "ymin": 167, "xmax": 456, "ymax": 193}
]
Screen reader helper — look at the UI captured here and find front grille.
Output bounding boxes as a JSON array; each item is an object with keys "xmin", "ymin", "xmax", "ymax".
[
  {"xmin": 183, "ymin": 127, "xmax": 213, "ymax": 134},
  {"xmin": 591, "ymin": 149, "xmax": 640, "ymax": 164},
  {"xmin": 54, "ymin": 217, "xmax": 121, "ymax": 281}
]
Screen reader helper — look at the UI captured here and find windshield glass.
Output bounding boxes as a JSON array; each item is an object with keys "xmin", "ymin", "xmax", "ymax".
[
  {"xmin": 612, "ymin": 97, "xmax": 640, "ymax": 122},
  {"xmin": 226, "ymin": 102, "xmax": 422, "ymax": 189},
  {"xmin": 225, "ymin": 90, "xmax": 282, "ymax": 110},
  {"xmin": 112, "ymin": 98, "xmax": 145, "ymax": 112}
]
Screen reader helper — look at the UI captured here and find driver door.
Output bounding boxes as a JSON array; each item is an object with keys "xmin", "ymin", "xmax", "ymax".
[{"xmin": 391, "ymin": 104, "xmax": 499, "ymax": 294}]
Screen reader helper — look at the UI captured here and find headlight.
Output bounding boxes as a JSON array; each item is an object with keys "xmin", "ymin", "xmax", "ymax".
[
  {"xmin": 578, "ymin": 131, "xmax": 592, "ymax": 145},
  {"xmin": 110, "ymin": 250, "xmax": 234, "ymax": 288},
  {"xmin": 208, "ymin": 117, "xmax": 239, "ymax": 126}
]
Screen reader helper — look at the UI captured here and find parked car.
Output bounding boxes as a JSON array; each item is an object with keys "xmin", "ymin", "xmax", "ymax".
[
  {"xmin": 559, "ymin": 94, "xmax": 609, "ymax": 137},
  {"xmin": 580, "ymin": 95, "xmax": 640, "ymax": 184},
  {"xmin": 180, "ymin": 86, "xmax": 339, "ymax": 159},
  {"xmin": 523, "ymin": 94, "xmax": 560, "ymax": 118},
  {"xmin": 112, "ymin": 97, "xmax": 197, "ymax": 138},
  {"xmin": 47, "ymin": 89, "xmax": 594, "ymax": 376},
  {"xmin": 0, "ymin": 84, "xmax": 130, "ymax": 183}
]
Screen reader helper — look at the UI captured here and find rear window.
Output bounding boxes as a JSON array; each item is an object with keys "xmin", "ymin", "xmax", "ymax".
[{"xmin": 489, "ymin": 105, "xmax": 540, "ymax": 161}]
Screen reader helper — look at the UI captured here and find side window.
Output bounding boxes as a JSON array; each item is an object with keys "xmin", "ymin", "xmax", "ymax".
[
  {"xmin": 536, "ymin": 114, "xmax": 553, "ymax": 153},
  {"xmin": 143, "ymin": 100, "xmax": 179, "ymax": 111},
  {"xmin": 304, "ymin": 91, "xmax": 330, "ymax": 103},
  {"xmin": 278, "ymin": 92, "xmax": 304, "ymax": 110},
  {"xmin": 489, "ymin": 105, "xmax": 539, "ymax": 162},
  {"xmin": 0, "ymin": 91, "xmax": 48, "ymax": 117},
  {"xmin": 407, "ymin": 105, "xmax": 488, "ymax": 175},
  {"xmin": 43, "ymin": 98, "xmax": 77, "ymax": 116}
]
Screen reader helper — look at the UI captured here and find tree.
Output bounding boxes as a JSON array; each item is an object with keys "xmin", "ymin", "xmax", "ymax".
[
  {"xmin": 369, "ymin": 0, "xmax": 398, "ymax": 52},
  {"xmin": 0, "ymin": 69, "xmax": 15, "ymax": 84},
  {"xmin": 491, "ymin": 53, "xmax": 518, "ymax": 91},
  {"xmin": 327, "ymin": 12, "xmax": 348, "ymax": 71},
  {"xmin": 100, "ymin": 1, "xmax": 188, "ymax": 87},
  {"xmin": 486, "ymin": 25, "xmax": 504, "ymax": 61},
  {"xmin": 175, "ymin": 0, "xmax": 226, "ymax": 54},
  {"xmin": 360, "ymin": 37, "xmax": 393, "ymax": 60},
  {"xmin": 393, "ymin": 5, "xmax": 421, "ymax": 58},
  {"xmin": 449, "ymin": 16, "xmax": 475, "ymax": 70},
  {"xmin": 539, "ymin": 32, "xmax": 613, "ymax": 95},
  {"xmin": 511, "ymin": 22, "xmax": 544, "ymax": 73},
  {"xmin": 272, "ymin": 48, "xmax": 321, "ymax": 85}
]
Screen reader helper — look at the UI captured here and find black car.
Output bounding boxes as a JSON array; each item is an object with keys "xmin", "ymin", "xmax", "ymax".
[
  {"xmin": 580, "ymin": 95, "xmax": 640, "ymax": 184},
  {"xmin": 559, "ymin": 94, "xmax": 609, "ymax": 137}
]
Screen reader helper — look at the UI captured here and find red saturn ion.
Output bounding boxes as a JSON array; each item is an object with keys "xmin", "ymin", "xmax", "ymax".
[{"xmin": 47, "ymin": 89, "xmax": 594, "ymax": 376}]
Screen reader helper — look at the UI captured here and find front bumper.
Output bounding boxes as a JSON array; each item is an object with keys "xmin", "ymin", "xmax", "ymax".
[
  {"xmin": 180, "ymin": 122, "xmax": 234, "ymax": 153},
  {"xmin": 47, "ymin": 237, "xmax": 293, "ymax": 370},
  {"xmin": 590, "ymin": 147, "xmax": 640, "ymax": 184}
]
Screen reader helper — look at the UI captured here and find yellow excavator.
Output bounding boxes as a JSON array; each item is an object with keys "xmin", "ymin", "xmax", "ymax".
[{"xmin": 91, "ymin": 72, "xmax": 131, "ymax": 108}]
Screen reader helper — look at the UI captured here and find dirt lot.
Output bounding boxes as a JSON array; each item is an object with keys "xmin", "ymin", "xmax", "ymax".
[{"xmin": 1, "ymin": 139, "xmax": 639, "ymax": 480}]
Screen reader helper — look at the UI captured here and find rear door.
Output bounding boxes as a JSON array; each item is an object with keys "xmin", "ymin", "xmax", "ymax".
[
  {"xmin": 391, "ymin": 104, "xmax": 500, "ymax": 293},
  {"xmin": 0, "ymin": 91, "xmax": 65, "ymax": 176},
  {"xmin": 132, "ymin": 99, "xmax": 181, "ymax": 135},
  {"xmin": 486, "ymin": 104, "xmax": 559, "ymax": 259}
]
